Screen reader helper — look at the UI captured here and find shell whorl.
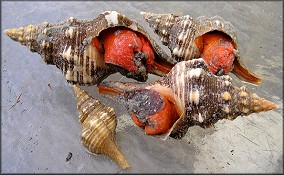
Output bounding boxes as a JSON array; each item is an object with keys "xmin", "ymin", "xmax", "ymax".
[
  {"xmin": 73, "ymin": 85, "xmax": 130, "ymax": 169},
  {"xmin": 98, "ymin": 58, "xmax": 276, "ymax": 140},
  {"xmin": 160, "ymin": 59, "xmax": 276, "ymax": 139},
  {"xmin": 73, "ymin": 85, "xmax": 116, "ymax": 129},
  {"xmin": 4, "ymin": 24, "xmax": 40, "ymax": 52},
  {"xmin": 141, "ymin": 11, "xmax": 199, "ymax": 62}
]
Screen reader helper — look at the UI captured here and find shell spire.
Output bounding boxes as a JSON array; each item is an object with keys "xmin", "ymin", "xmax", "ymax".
[
  {"xmin": 239, "ymin": 89, "xmax": 277, "ymax": 113},
  {"xmin": 73, "ymin": 85, "xmax": 130, "ymax": 169},
  {"xmin": 98, "ymin": 58, "xmax": 276, "ymax": 140},
  {"xmin": 141, "ymin": 11, "xmax": 262, "ymax": 85},
  {"xmin": 4, "ymin": 24, "xmax": 42, "ymax": 53}
]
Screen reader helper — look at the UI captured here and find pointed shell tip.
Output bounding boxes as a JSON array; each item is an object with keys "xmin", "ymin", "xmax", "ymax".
[
  {"xmin": 4, "ymin": 28, "xmax": 13, "ymax": 36},
  {"xmin": 266, "ymin": 100, "xmax": 277, "ymax": 111},
  {"xmin": 4, "ymin": 29, "xmax": 9, "ymax": 35}
]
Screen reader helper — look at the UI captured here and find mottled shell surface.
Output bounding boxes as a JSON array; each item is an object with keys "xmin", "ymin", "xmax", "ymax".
[
  {"xmin": 4, "ymin": 11, "xmax": 172, "ymax": 86},
  {"xmin": 140, "ymin": 12, "xmax": 237, "ymax": 62},
  {"xmin": 140, "ymin": 12, "xmax": 261, "ymax": 85},
  {"xmin": 73, "ymin": 85, "xmax": 130, "ymax": 169},
  {"xmin": 152, "ymin": 58, "xmax": 275, "ymax": 139},
  {"xmin": 98, "ymin": 59, "xmax": 276, "ymax": 140}
]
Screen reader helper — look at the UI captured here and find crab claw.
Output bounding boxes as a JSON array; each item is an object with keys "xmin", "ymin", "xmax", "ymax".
[{"xmin": 98, "ymin": 81, "xmax": 179, "ymax": 135}]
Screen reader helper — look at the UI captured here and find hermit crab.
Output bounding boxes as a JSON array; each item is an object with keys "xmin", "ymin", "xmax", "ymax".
[
  {"xmin": 4, "ymin": 11, "xmax": 174, "ymax": 86},
  {"xmin": 98, "ymin": 58, "xmax": 276, "ymax": 139},
  {"xmin": 140, "ymin": 12, "xmax": 262, "ymax": 85}
]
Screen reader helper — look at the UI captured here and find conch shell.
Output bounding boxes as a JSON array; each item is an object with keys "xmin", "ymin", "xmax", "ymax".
[
  {"xmin": 140, "ymin": 12, "xmax": 261, "ymax": 85},
  {"xmin": 4, "ymin": 11, "xmax": 173, "ymax": 86},
  {"xmin": 98, "ymin": 58, "xmax": 276, "ymax": 139},
  {"xmin": 73, "ymin": 85, "xmax": 130, "ymax": 169}
]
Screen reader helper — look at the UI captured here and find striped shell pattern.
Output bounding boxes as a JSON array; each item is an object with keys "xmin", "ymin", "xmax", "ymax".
[
  {"xmin": 152, "ymin": 59, "xmax": 275, "ymax": 138},
  {"xmin": 73, "ymin": 85, "xmax": 130, "ymax": 169}
]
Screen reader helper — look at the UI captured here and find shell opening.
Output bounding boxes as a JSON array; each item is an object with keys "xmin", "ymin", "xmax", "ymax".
[
  {"xmin": 195, "ymin": 30, "xmax": 261, "ymax": 85},
  {"xmin": 98, "ymin": 82, "xmax": 180, "ymax": 136}
]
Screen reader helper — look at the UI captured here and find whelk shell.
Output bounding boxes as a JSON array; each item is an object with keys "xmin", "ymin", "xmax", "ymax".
[
  {"xmin": 98, "ymin": 58, "xmax": 276, "ymax": 139},
  {"xmin": 140, "ymin": 11, "xmax": 261, "ymax": 85},
  {"xmin": 73, "ymin": 85, "xmax": 130, "ymax": 169},
  {"xmin": 4, "ymin": 11, "xmax": 173, "ymax": 86}
]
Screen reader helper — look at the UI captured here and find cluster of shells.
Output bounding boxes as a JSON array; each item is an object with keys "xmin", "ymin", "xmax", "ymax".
[{"xmin": 5, "ymin": 11, "xmax": 276, "ymax": 170}]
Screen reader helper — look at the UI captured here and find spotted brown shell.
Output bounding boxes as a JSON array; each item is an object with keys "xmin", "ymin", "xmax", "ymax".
[
  {"xmin": 156, "ymin": 58, "xmax": 274, "ymax": 138},
  {"xmin": 4, "ymin": 11, "xmax": 172, "ymax": 86},
  {"xmin": 140, "ymin": 11, "xmax": 261, "ymax": 85},
  {"xmin": 98, "ymin": 58, "xmax": 276, "ymax": 139}
]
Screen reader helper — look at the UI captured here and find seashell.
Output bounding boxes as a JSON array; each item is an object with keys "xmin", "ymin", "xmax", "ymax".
[
  {"xmin": 73, "ymin": 85, "xmax": 130, "ymax": 169},
  {"xmin": 4, "ymin": 11, "xmax": 174, "ymax": 86},
  {"xmin": 98, "ymin": 58, "xmax": 276, "ymax": 140},
  {"xmin": 140, "ymin": 11, "xmax": 261, "ymax": 85}
]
